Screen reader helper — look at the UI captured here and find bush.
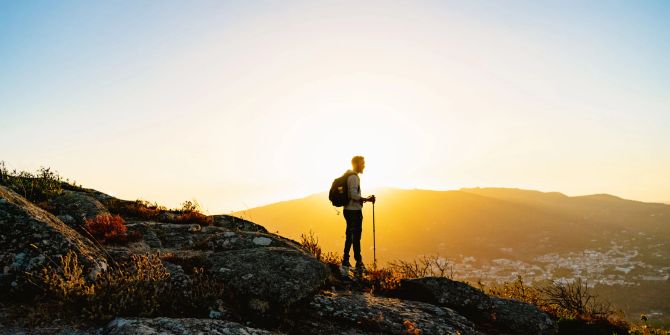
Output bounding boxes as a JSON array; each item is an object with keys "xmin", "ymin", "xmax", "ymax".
[
  {"xmin": 37, "ymin": 251, "xmax": 169, "ymax": 321},
  {"xmin": 300, "ymin": 231, "xmax": 322, "ymax": 260},
  {"xmin": 35, "ymin": 251, "xmax": 227, "ymax": 321},
  {"xmin": 387, "ymin": 255, "xmax": 454, "ymax": 279},
  {"xmin": 365, "ymin": 267, "xmax": 402, "ymax": 292},
  {"xmin": 485, "ymin": 275, "xmax": 545, "ymax": 308},
  {"xmin": 84, "ymin": 214, "xmax": 141, "ymax": 245},
  {"xmin": 0, "ymin": 161, "xmax": 67, "ymax": 203},
  {"xmin": 175, "ymin": 211, "xmax": 213, "ymax": 225},
  {"xmin": 540, "ymin": 277, "xmax": 614, "ymax": 319},
  {"xmin": 106, "ymin": 198, "xmax": 213, "ymax": 225}
]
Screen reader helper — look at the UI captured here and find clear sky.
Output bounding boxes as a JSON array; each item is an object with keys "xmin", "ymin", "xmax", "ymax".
[{"xmin": 1, "ymin": 0, "xmax": 669, "ymax": 213}]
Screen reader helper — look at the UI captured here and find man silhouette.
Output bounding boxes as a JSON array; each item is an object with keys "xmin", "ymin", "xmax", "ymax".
[{"xmin": 342, "ymin": 155, "xmax": 375, "ymax": 270}]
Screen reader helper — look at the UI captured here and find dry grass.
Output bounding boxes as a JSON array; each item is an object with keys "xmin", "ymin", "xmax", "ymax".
[{"xmin": 33, "ymin": 250, "xmax": 226, "ymax": 322}]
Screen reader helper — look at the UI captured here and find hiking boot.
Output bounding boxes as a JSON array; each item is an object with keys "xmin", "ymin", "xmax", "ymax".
[
  {"xmin": 341, "ymin": 260, "xmax": 352, "ymax": 268},
  {"xmin": 355, "ymin": 263, "xmax": 366, "ymax": 271}
]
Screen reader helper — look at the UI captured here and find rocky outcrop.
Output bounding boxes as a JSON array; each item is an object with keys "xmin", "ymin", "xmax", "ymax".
[
  {"xmin": 399, "ymin": 277, "xmax": 494, "ymax": 318},
  {"xmin": 0, "ymin": 186, "xmax": 106, "ymax": 294},
  {"xmin": 0, "ymin": 182, "xmax": 565, "ymax": 335},
  {"xmin": 48, "ymin": 190, "xmax": 109, "ymax": 226},
  {"xmin": 208, "ymin": 246, "xmax": 329, "ymax": 311},
  {"xmin": 105, "ymin": 317, "xmax": 277, "ymax": 335},
  {"xmin": 398, "ymin": 277, "xmax": 557, "ymax": 335},
  {"xmin": 294, "ymin": 291, "xmax": 480, "ymax": 335},
  {"xmin": 211, "ymin": 214, "xmax": 268, "ymax": 233},
  {"xmin": 492, "ymin": 297, "xmax": 557, "ymax": 335}
]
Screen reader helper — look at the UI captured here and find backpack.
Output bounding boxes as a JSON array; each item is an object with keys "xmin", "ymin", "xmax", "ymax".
[{"xmin": 329, "ymin": 171, "xmax": 357, "ymax": 207}]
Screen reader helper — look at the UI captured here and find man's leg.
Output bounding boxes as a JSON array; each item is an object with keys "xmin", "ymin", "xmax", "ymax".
[
  {"xmin": 352, "ymin": 210, "xmax": 363, "ymax": 266},
  {"xmin": 342, "ymin": 210, "xmax": 354, "ymax": 266}
]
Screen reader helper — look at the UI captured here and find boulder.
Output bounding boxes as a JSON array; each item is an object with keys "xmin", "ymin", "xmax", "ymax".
[
  {"xmin": 492, "ymin": 297, "xmax": 557, "ymax": 335},
  {"xmin": 295, "ymin": 292, "xmax": 480, "ymax": 335},
  {"xmin": 48, "ymin": 190, "xmax": 109, "ymax": 226},
  {"xmin": 211, "ymin": 214, "xmax": 268, "ymax": 233},
  {"xmin": 105, "ymin": 317, "xmax": 277, "ymax": 335},
  {"xmin": 124, "ymin": 222, "xmax": 230, "ymax": 249},
  {"xmin": 207, "ymin": 246, "xmax": 328, "ymax": 310},
  {"xmin": 0, "ymin": 186, "xmax": 106, "ymax": 294},
  {"xmin": 193, "ymin": 231, "xmax": 300, "ymax": 252},
  {"xmin": 399, "ymin": 277, "xmax": 494, "ymax": 318}
]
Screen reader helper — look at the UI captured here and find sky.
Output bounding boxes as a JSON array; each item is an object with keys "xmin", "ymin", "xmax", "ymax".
[{"xmin": 1, "ymin": 0, "xmax": 669, "ymax": 213}]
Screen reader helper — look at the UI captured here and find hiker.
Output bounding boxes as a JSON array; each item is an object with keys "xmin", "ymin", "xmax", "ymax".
[{"xmin": 341, "ymin": 156, "xmax": 375, "ymax": 269}]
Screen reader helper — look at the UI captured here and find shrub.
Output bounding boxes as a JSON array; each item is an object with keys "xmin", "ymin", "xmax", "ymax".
[
  {"xmin": 0, "ymin": 161, "xmax": 66, "ymax": 203},
  {"xmin": 84, "ymin": 214, "xmax": 130, "ymax": 244},
  {"xmin": 365, "ymin": 267, "xmax": 402, "ymax": 292},
  {"xmin": 486, "ymin": 275, "xmax": 545, "ymax": 308},
  {"xmin": 300, "ymin": 231, "xmax": 322, "ymax": 260},
  {"xmin": 35, "ymin": 251, "xmax": 227, "ymax": 321},
  {"xmin": 37, "ymin": 251, "xmax": 168, "ymax": 321},
  {"xmin": 387, "ymin": 255, "xmax": 454, "ymax": 279},
  {"xmin": 321, "ymin": 251, "xmax": 341, "ymax": 266},
  {"xmin": 486, "ymin": 276, "xmax": 634, "ymax": 334},
  {"xmin": 106, "ymin": 197, "xmax": 212, "ymax": 225},
  {"xmin": 403, "ymin": 320, "xmax": 423, "ymax": 335},
  {"xmin": 175, "ymin": 211, "xmax": 213, "ymax": 225},
  {"xmin": 540, "ymin": 277, "xmax": 614, "ymax": 319},
  {"xmin": 106, "ymin": 199, "xmax": 165, "ymax": 221}
]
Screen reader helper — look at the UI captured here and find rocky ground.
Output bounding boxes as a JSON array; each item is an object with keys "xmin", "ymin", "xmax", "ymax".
[{"xmin": 0, "ymin": 185, "xmax": 561, "ymax": 334}]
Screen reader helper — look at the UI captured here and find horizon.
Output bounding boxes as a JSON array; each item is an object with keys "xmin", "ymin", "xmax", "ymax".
[{"xmin": 2, "ymin": 1, "xmax": 669, "ymax": 213}]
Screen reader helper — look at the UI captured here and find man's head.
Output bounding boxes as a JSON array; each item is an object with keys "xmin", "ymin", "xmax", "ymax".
[{"xmin": 351, "ymin": 156, "xmax": 365, "ymax": 173}]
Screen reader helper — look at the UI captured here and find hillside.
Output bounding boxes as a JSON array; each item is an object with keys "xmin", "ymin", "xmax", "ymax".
[
  {"xmin": 1, "ymin": 181, "xmax": 582, "ymax": 334},
  {"xmin": 0, "ymin": 164, "xmax": 666, "ymax": 333},
  {"xmin": 234, "ymin": 187, "xmax": 670, "ymax": 325}
]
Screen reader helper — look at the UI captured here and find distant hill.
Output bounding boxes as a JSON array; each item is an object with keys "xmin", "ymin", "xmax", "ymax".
[{"xmin": 233, "ymin": 187, "xmax": 669, "ymax": 265}]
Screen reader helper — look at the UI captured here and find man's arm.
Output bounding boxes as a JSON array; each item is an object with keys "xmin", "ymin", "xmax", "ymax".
[{"xmin": 347, "ymin": 174, "xmax": 362, "ymax": 203}]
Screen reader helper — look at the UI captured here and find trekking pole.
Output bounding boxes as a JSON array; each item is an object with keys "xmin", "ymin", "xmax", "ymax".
[{"xmin": 372, "ymin": 201, "xmax": 376, "ymax": 270}]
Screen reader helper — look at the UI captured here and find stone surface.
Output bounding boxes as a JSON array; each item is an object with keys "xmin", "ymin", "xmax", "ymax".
[
  {"xmin": 124, "ymin": 222, "xmax": 229, "ymax": 249},
  {"xmin": 105, "ymin": 317, "xmax": 277, "ymax": 335},
  {"xmin": 194, "ymin": 231, "xmax": 299, "ymax": 252},
  {"xmin": 211, "ymin": 214, "xmax": 268, "ymax": 233},
  {"xmin": 0, "ymin": 186, "xmax": 106, "ymax": 294},
  {"xmin": 49, "ymin": 190, "xmax": 110, "ymax": 226},
  {"xmin": 295, "ymin": 291, "xmax": 480, "ymax": 335},
  {"xmin": 492, "ymin": 297, "xmax": 557, "ymax": 335},
  {"xmin": 207, "ymin": 246, "xmax": 329, "ymax": 309},
  {"xmin": 399, "ymin": 277, "xmax": 494, "ymax": 318}
]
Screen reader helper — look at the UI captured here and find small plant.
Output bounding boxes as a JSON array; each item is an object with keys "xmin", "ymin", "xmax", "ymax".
[
  {"xmin": 486, "ymin": 275, "xmax": 545, "ymax": 308},
  {"xmin": 300, "ymin": 230, "xmax": 323, "ymax": 260},
  {"xmin": 34, "ymin": 250, "xmax": 228, "ymax": 322},
  {"xmin": 321, "ymin": 251, "xmax": 341, "ymax": 266},
  {"xmin": 299, "ymin": 231, "xmax": 341, "ymax": 265},
  {"xmin": 403, "ymin": 320, "xmax": 423, "ymax": 334},
  {"xmin": 387, "ymin": 255, "xmax": 454, "ymax": 279},
  {"xmin": 106, "ymin": 197, "xmax": 212, "ymax": 225},
  {"xmin": 365, "ymin": 267, "xmax": 401, "ymax": 292},
  {"xmin": 84, "ymin": 214, "xmax": 141, "ymax": 244},
  {"xmin": 37, "ymin": 251, "xmax": 169, "ymax": 321},
  {"xmin": 0, "ymin": 161, "xmax": 68, "ymax": 203},
  {"xmin": 175, "ymin": 210, "xmax": 213, "ymax": 225}
]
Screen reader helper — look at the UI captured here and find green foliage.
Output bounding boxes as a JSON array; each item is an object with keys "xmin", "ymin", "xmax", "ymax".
[{"xmin": 0, "ymin": 161, "xmax": 66, "ymax": 203}]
